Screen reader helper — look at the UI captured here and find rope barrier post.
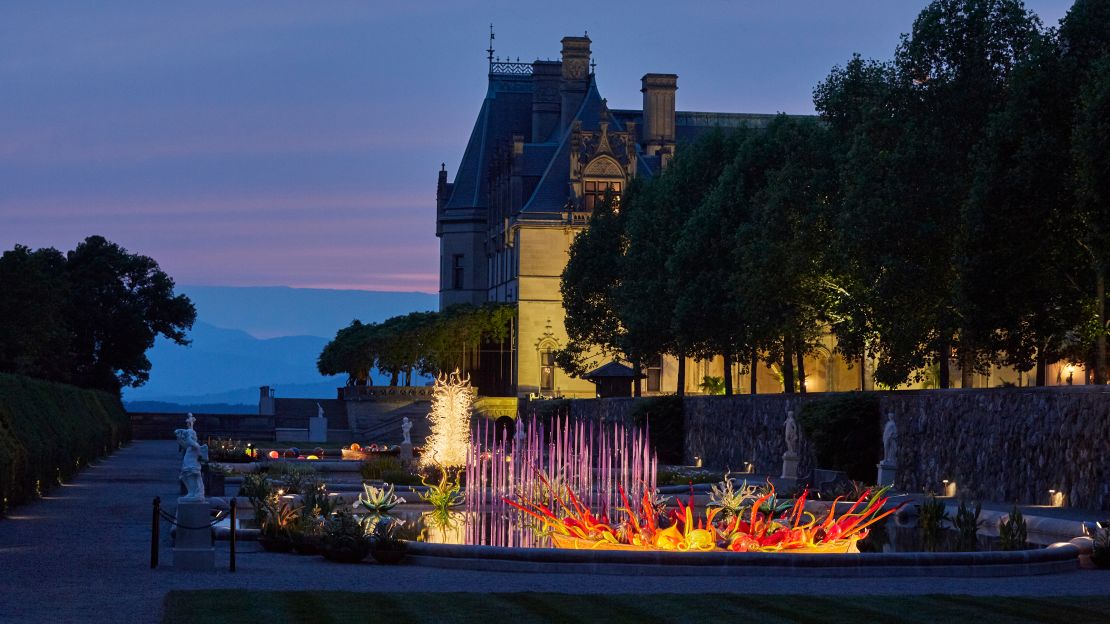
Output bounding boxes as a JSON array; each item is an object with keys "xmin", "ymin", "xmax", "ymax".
[
  {"xmin": 229, "ymin": 497, "xmax": 237, "ymax": 572},
  {"xmin": 150, "ymin": 496, "xmax": 160, "ymax": 569}
]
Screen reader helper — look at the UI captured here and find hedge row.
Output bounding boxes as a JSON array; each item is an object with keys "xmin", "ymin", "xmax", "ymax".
[
  {"xmin": 0, "ymin": 373, "xmax": 131, "ymax": 515},
  {"xmin": 796, "ymin": 393, "xmax": 881, "ymax": 483}
]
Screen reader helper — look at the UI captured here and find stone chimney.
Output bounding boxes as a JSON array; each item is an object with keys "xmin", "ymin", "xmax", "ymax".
[
  {"xmin": 640, "ymin": 73, "xmax": 678, "ymax": 159},
  {"xmin": 559, "ymin": 36, "xmax": 591, "ymax": 131},
  {"xmin": 531, "ymin": 60, "xmax": 562, "ymax": 142},
  {"xmin": 259, "ymin": 386, "xmax": 275, "ymax": 416}
]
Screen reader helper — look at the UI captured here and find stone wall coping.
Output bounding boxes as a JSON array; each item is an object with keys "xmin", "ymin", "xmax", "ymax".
[
  {"xmin": 530, "ymin": 385, "xmax": 1110, "ymax": 404},
  {"xmin": 405, "ymin": 542, "xmax": 1079, "ymax": 577}
]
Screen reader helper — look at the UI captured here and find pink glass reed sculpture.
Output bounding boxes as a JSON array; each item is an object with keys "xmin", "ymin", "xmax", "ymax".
[{"xmin": 464, "ymin": 413, "xmax": 657, "ymax": 547}]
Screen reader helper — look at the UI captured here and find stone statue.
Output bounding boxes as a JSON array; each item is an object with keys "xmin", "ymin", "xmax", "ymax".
[
  {"xmin": 316, "ymin": 402, "xmax": 325, "ymax": 419},
  {"xmin": 401, "ymin": 417, "xmax": 412, "ymax": 445},
  {"xmin": 784, "ymin": 410, "xmax": 798, "ymax": 455},
  {"xmin": 882, "ymin": 413, "xmax": 898, "ymax": 464},
  {"xmin": 175, "ymin": 427, "xmax": 208, "ymax": 502},
  {"xmin": 185, "ymin": 412, "xmax": 196, "ymax": 430}
]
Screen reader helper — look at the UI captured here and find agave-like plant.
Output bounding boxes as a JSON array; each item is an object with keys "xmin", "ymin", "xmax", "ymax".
[
  {"xmin": 1088, "ymin": 521, "xmax": 1110, "ymax": 569},
  {"xmin": 998, "ymin": 506, "xmax": 1027, "ymax": 551},
  {"xmin": 708, "ymin": 472, "xmax": 758, "ymax": 520},
  {"xmin": 355, "ymin": 482, "xmax": 406, "ymax": 515}
]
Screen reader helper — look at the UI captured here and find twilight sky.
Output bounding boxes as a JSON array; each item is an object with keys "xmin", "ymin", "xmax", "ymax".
[{"xmin": 0, "ymin": 1, "xmax": 1072, "ymax": 293}]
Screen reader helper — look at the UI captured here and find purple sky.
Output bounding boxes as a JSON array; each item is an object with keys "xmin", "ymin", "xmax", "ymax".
[{"xmin": 0, "ymin": 1, "xmax": 1072, "ymax": 293}]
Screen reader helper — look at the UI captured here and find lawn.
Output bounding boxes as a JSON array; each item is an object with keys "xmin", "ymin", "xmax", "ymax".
[{"xmin": 163, "ymin": 591, "xmax": 1110, "ymax": 623}]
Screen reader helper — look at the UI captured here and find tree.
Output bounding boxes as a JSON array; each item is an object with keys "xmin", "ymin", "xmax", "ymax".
[
  {"xmin": 961, "ymin": 35, "xmax": 1084, "ymax": 385},
  {"xmin": 619, "ymin": 130, "xmax": 738, "ymax": 396},
  {"xmin": 556, "ymin": 191, "xmax": 630, "ymax": 380},
  {"xmin": 318, "ymin": 304, "xmax": 515, "ymax": 387},
  {"xmin": 732, "ymin": 117, "xmax": 836, "ymax": 393},
  {"xmin": 63, "ymin": 236, "xmax": 196, "ymax": 393},
  {"xmin": 895, "ymin": 0, "xmax": 1042, "ymax": 388},
  {"xmin": 1073, "ymin": 56, "xmax": 1110, "ymax": 384},
  {"xmin": 317, "ymin": 320, "xmax": 377, "ymax": 385},
  {"xmin": 814, "ymin": 56, "xmax": 900, "ymax": 389},
  {"xmin": 0, "ymin": 245, "xmax": 72, "ymax": 383},
  {"xmin": 668, "ymin": 131, "xmax": 753, "ymax": 394}
]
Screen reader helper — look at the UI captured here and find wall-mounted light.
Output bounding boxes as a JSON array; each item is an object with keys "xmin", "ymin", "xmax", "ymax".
[
  {"xmin": 743, "ymin": 461, "xmax": 754, "ymax": 474},
  {"xmin": 694, "ymin": 456, "xmax": 703, "ymax": 468},
  {"xmin": 942, "ymin": 479, "xmax": 957, "ymax": 497}
]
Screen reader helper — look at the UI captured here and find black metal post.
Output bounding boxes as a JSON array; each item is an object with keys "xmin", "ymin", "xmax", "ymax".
[
  {"xmin": 150, "ymin": 496, "xmax": 160, "ymax": 569},
  {"xmin": 229, "ymin": 497, "xmax": 237, "ymax": 572}
]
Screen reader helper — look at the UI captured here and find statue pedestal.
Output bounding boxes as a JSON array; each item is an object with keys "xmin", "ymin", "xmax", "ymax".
[
  {"xmin": 876, "ymin": 461, "xmax": 898, "ymax": 487},
  {"xmin": 173, "ymin": 500, "xmax": 214, "ymax": 571},
  {"xmin": 308, "ymin": 417, "xmax": 328, "ymax": 443},
  {"xmin": 399, "ymin": 443, "xmax": 414, "ymax": 463},
  {"xmin": 771, "ymin": 451, "xmax": 799, "ymax": 493}
]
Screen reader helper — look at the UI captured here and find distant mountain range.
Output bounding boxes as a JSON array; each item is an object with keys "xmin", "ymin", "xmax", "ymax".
[
  {"xmin": 122, "ymin": 286, "xmax": 437, "ymax": 411},
  {"xmin": 178, "ymin": 285, "xmax": 437, "ymax": 338}
]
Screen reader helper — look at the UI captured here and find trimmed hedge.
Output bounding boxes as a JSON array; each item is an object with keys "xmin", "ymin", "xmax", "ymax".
[
  {"xmin": 796, "ymin": 393, "xmax": 881, "ymax": 483},
  {"xmin": 0, "ymin": 373, "xmax": 131, "ymax": 515}
]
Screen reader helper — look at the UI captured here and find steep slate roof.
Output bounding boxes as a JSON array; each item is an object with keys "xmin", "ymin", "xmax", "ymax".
[
  {"xmin": 444, "ymin": 74, "xmax": 533, "ymax": 211},
  {"xmin": 520, "ymin": 77, "xmax": 654, "ymax": 217},
  {"xmin": 446, "ymin": 70, "xmax": 811, "ymax": 217}
]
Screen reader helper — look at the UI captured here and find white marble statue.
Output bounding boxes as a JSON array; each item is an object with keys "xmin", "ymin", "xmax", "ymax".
[
  {"xmin": 882, "ymin": 413, "xmax": 898, "ymax": 464},
  {"xmin": 185, "ymin": 412, "xmax": 196, "ymax": 430},
  {"xmin": 316, "ymin": 402, "xmax": 325, "ymax": 419},
  {"xmin": 175, "ymin": 427, "xmax": 209, "ymax": 502},
  {"xmin": 401, "ymin": 417, "xmax": 412, "ymax": 445},
  {"xmin": 784, "ymin": 410, "xmax": 798, "ymax": 455}
]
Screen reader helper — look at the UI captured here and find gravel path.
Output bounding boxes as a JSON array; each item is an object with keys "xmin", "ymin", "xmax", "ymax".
[{"xmin": 1, "ymin": 441, "xmax": 1108, "ymax": 624}]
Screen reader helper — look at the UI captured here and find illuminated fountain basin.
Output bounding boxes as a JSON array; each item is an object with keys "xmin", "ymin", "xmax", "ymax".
[
  {"xmin": 392, "ymin": 414, "xmax": 1082, "ymax": 576},
  {"xmin": 395, "ymin": 506, "xmax": 1080, "ymax": 576}
]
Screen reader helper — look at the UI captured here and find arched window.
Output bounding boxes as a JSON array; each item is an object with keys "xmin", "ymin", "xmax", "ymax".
[
  {"xmin": 582, "ymin": 156, "xmax": 624, "ymax": 212},
  {"xmin": 538, "ymin": 340, "xmax": 558, "ymax": 396}
]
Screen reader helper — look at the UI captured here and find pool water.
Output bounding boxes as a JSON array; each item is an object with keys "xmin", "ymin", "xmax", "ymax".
[{"xmin": 338, "ymin": 507, "xmax": 1050, "ymax": 553}]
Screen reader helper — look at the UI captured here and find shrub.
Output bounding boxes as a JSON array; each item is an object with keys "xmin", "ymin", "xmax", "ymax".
[
  {"xmin": 630, "ymin": 395, "xmax": 684, "ymax": 464},
  {"xmin": 953, "ymin": 500, "xmax": 983, "ymax": 552},
  {"xmin": 0, "ymin": 373, "xmax": 131, "ymax": 515},
  {"xmin": 360, "ymin": 456, "xmax": 403, "ymax": 481},
  {"xmin": 532, "ymin": 398, "xmax": 571, "ymax": 420},
  {"xmin": 918, "ymin": 494, "xmax": 950, "ymax": 552},
  {"xmin": 238, "ymin": 473, "xmax": 271, "ymax": 501},
  {"xmin": 796, "ymin": 393, "xmax": 881, "ymax": 482},
  {"xmin": 998, "ymin": 506, "xmax": 1028, "ymax": 551},
  {"xmin": 1090, "ymin": 522, "xmax": 1110, "ymax": 569},
  {"xmin": 264, "ymin": 463, "xmax": 317, "ymax": 495},
  {"xmin": 380, "ymin": 469, "xmax": 423, "ymax": 486},
  {"xmin": 205, "ymin": 437, "xmax": 254, "ymax": 463}
]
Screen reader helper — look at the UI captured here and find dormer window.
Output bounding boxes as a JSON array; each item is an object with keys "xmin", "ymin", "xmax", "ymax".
[{"xmin": 583, "ymin": 180, "xmax": 621, "ymax": 212}]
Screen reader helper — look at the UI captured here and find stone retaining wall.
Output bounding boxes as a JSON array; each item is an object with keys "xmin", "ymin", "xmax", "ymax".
[
  {"xmin": 129, "ymin": 412, "xmax": 276, "ymax": 441},
  {"xmin": 547, "ymin": 387, "xmax": 1110, "ymax": 511}
]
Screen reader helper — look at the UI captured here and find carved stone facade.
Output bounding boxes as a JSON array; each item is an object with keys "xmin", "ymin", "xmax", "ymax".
[{"xmin": 437, "ymin": 34, "xmax": 813, "ymax": 398}]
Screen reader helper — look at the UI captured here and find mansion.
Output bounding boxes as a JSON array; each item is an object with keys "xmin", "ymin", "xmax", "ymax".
[{"xmin": 436, "ymin": 34, "xmax": 1085, "ymax": 398}]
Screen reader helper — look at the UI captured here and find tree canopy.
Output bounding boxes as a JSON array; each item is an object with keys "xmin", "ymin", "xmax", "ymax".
[
  {"xmin": 0, "ymin": 236, "xmax": 196, "ymax": 394},
  {"xmin": 317, "ymin": 304, "xmax": 515, "ymax": 385},
  {"xmin": 559, "ymin": 0, "xmax": 1110, "ymax": 391}
]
